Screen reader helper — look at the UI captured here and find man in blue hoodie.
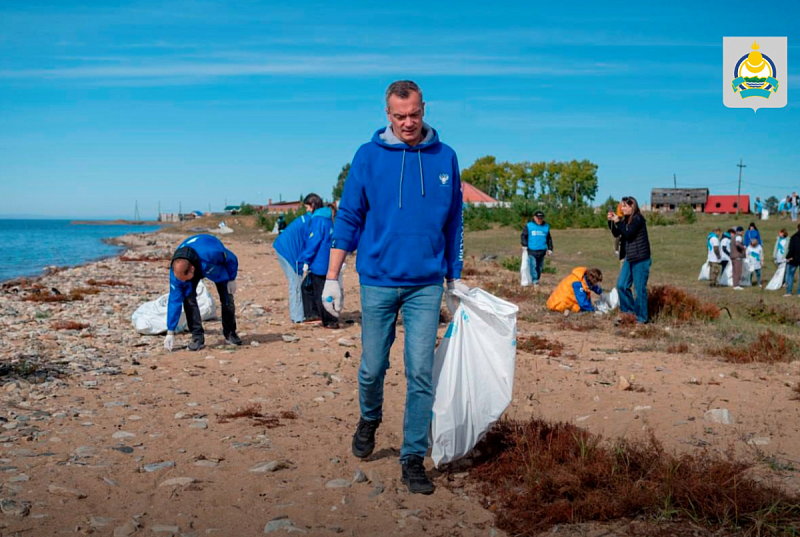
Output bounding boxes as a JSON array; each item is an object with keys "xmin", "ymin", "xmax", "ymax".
[
  {"xmin": 321, "ymin": 80, "xmax": 467, "ymax": 495},
  {"xmin": 164, "ymin": 234, "xmax": 242, "ymax": 352}
]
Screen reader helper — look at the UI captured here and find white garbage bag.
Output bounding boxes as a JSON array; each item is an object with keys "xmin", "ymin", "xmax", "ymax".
[
  {"xmin": 766, "ymin": 263, "xmax": 786, "ymax": 291},
  {"xmin": 762, "ymin": 209, "xmax": 769, "ymax": 220},
  {"xmin": 430, "ymin": 288, "xmax": 519, "ymax": 467},
  {"xmin": 718, "ymin": 262, "xmax": 752, "ymax": 287},
  {"xmin": 698, "ymin": 261, "xmax": 710, "ymax": 281},
  {"xmin": 131, "ymin": 280, "xmax": 217, "ymax": 335},
  {"xmin": 520, "ymin": 250, "xmax": 532, "ymax": 287},
  {"xmin": 718, "ymin": 263, "xmax": 732, "ymax": 286},
  {"xmin": 595, "ymin": 288, "xmax": 619, "ymax": 314}
]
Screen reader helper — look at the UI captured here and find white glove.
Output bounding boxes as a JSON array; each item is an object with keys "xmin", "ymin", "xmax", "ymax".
[
  {"xmin": 227, "ymin": 280, "xmax": 237, "ymax": 295},
  {"xmin": 164, "ymin": 331, "xmax": 175, "ymax": 352},
  {"xmin": 322, "ymin": 279, "xmax": 343, "ymax": 317},
  {"xmin": 445, "ymin": 279, "xmax": 470, "ymax": 315},
  {"xmin": 546, "ymin": 250, "xmax": 553, "ymax": 257},
  {"xmin": 302, "ymin": 264, "xmax": 309, "ymax": 280}
]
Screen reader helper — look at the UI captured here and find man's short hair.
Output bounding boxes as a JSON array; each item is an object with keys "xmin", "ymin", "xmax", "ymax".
[
  {"xmin": 586, "ymin": 268, "xmax": 603, "ymax": 285},
  {"xmin": 172, "ymin": 258, "xmax": 192, "ymax": 277},
  {"xmin": 385, "ymin": 80, "xmax": 422, "ymax": 105}
]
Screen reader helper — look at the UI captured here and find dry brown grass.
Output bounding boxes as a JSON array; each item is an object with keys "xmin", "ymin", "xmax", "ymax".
[
  {"xmin": 120, "ymin": 255, "xmax": 170, "ymax": 262},
  {"xmin": 666, "ymin": 342, "xmax": 690, "ymax": 354},
  {"xmin": 216, "ymin": 403, "xmax": 298, "ymax": 427},
  {"xmin": 51, "ymin": 321, "xmax": 89, "ymax": 331},
  {"xmin": 647, "ymin": 285, "xmax": 720, "ymax": 323},
  {"xmin": 87, "ymin": 278, "xmax": 131, "ymax": 287},
  {"xmin": 517, "ymin": 335, "xmax": 564, "ymax": 357},
  {"xmin": 465, "ymin": 418, "xmax": 800, "ymax": 536},
  {"xmin": 707, "ymin": 330, "xmax": 798, "ymax": 364}
]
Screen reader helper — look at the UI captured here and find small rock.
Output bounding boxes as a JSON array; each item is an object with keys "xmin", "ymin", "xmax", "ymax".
[
  {"xmin": 159, "ymin": 477, "xmax": 196, "ymax": 487},
  {"xmin": 352, "ymin": 469, "xmax": 367, "ymax": 483},
  {"xmin": 151, "ymin": 524, "xmax": 180, "ymax": 533},
  {"xmin": 48, "ymin": 484, "xmax": 87, "ymax": 499},
  {"xmin": 114, "ymin": 522, "xmax": 138, "ymax": 537},
  {"xmin": 575, "ymin": 415, "xmax": 591, "ymax": 422},
  {"xmin": 282, "ymin": 335, "xmax": 300, "ymax": 343},
  {"xmin": 325, "ymin": 479, "xmax": 351, "ymax": 489},
  {"xmin": 0, "ymin": 498, "xmax": 31, "ymax": 517},
  {"xmin": 747, "ymin": 437, "xmax": 771, "ymax": 446},
  {"xmin": 174, "ymin": 412, "xmax": 188, "ymax": 420},
  {"xmin": 617, "ymin": 376, "xmax": 630, "ymax": 391},
  {"xmin": 264, "ymin": 518, "xmax": 294, "ymax": 533},
  {"xmin": 337, "ymin": 338, "xmax": 357, "ymax": 348},
  {"xmin": 249, "ymin": 460, "xmax": 291, "ymax": 473},
  {"xmin": 633, "ymin": 405, "xmax": 652, "ymax": 412},
  {"xmin": 250, "ymin": 341, "xmax": 260, "ymax": 347},
  {"xmin": 9, "ymin": 473, "xmax": 30, "ymax": 483},
  {"xmin": 90, "ymin": 516, "xmax": 116, "ymax": 528},
  {"xmin": 194, "ymin": 459, "xmax": 219, "ymax": 468},
  {"xmin": 704, "ymin": 408, "xmax": 735, "ymax": 425},
  {"xmin": 112, "ymin": 431, "xmax": 136, "ymax": 439},
  {"xmin": 189, "ymin": 420, "xmax": 208, "ymax": 430},
  {"xmin": 143, "ymin": 461, "xmax": 175, "ymax": 473}
]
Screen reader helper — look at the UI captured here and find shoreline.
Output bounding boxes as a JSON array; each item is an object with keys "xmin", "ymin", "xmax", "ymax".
[
  {"xmin": 0, "ymin": 229, "xmax": 164, "ymax": 287},
  {"xmin": 70, "ymin": 219, "xmax": 163, "ymax": 225}
]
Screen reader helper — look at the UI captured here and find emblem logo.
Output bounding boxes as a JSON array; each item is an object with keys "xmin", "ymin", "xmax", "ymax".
[
  {"xmin": 724, "ymin": 37, "xmax": 787, "ymax": 111},
  {"xmin": 439, "ymin": 173, "xmax": 450, "ymax": 186}
]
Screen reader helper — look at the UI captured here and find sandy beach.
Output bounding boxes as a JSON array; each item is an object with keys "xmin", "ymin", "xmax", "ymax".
[{"xmin": 1, "ymin": 223, "xmax": 800, "ymax": 536}]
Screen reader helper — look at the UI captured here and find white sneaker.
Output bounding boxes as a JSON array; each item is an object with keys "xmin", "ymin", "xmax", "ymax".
[
  {"xmin": 784, "ymin": 293, "xmax": 792, "ymax": 297},
  {"xmin": 733, "ymin": 286, "xmax": 743, "ymax": 290}
]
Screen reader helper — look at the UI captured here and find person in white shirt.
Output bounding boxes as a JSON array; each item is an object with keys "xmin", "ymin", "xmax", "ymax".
[
  {"xmin": 774, "ymin": 229, "xmax": 789, "ymax": 265},
  {"xmin": 707, "ymin": 228, "xmax": 722, "ymax": 286},
  {"xmin": 746, "ymin": 238, "xmax": 763, "ymax": 286},
  {"xmin": 719, "ymin": 229, "xmax": 732, "ymax": 281}
]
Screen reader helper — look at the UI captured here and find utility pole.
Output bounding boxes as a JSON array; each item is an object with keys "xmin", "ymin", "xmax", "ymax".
[
  {"xmin": 673, "ymin": 173, "xmax": 677, "ymax": 189},
  {"xmin": 158, "ymin": 201, "xmax": 161, "ymax": 222},
  {"xmin": 736, "ymin": 158, "xmax": 746, "ymax": 215},
  {"xmin": 134, "ymin": 200, "xmax": 140, "ymax": 222}
]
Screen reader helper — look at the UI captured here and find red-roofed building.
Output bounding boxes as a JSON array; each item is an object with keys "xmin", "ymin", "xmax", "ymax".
[
  {"xmin": 462, "ymin": 182, "xmax": 503, "ymax": 207},
  {"xmin": 704, "ymin": 195, "xmax": 750, "ymax": 214}
]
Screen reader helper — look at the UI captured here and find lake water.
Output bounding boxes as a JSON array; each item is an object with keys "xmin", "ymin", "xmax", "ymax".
[{"xmin": 0, "ymin": 219, "xmax": 160, "ymax": 282}]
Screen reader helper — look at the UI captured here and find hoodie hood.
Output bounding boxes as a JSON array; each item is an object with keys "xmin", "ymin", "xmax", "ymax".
[
  {"xmin": 312, "ymin": 207, "xmax": 333, "ymax": 219},
  {"xmin": 371, "ymin": 123, "xmax": 440, "ymax": 209},
  {"xmin": 374, "ymin": 122, "xmax": 438, "ymax": 150}
]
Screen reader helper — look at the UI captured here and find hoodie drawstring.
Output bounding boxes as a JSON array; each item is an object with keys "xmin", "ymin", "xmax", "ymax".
[
  {"xmin": 398, "ymin": 149, "xmax": 425, "ymax": 209},
  {"xmin": 418, "ymin": 151, "xmax": 425, "ymax": 198},
  {"xmin": 399, "ymin": 150, "xmax": 406, "ymax": 209}
]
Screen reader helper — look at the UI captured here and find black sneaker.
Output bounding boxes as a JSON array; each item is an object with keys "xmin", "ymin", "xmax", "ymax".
[
  {"xmin": 401, "ymin": 455, "xmax": 435, "ymax": 495},
  {"xmin": 187, "ymin": 337, "xmax": 205, "ymax": 351},
  {"xmin": 225, "ymin": 332, "xmax": 243, "ymax": 346},
  {"xmin": 351, "ymin": 418, "xmax": 380, "ymax": 459}
]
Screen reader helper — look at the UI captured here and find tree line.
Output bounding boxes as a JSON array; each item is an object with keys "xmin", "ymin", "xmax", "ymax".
[{"xmin": 333, "ymin": 157, "xmax": 598, "ymax": 208}]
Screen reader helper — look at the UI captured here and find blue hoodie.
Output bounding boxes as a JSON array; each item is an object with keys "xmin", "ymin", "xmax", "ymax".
[
  {"xmin": 167, "ymin": 234, "xmax": 238, "ymax": 331},
  {"xmin": 331, "ymin": 124, "xmax": 463, "ymax": 287},
  {"xmin": 297, "ymin": 207, "xmax": 334, "ymax": 276},
  {"xmin": 273, "ymin": 213, "xmax": 310, "ymax": 274}
]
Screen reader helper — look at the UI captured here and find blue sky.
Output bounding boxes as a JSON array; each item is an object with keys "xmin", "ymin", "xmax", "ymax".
[{"xmin": 0, "ymin": 1, "xmax": 798, "ymax": 219}]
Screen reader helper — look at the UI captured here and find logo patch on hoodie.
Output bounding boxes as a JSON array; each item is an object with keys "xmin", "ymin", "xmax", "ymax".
[{"xmin": 439, "ymin": 174, "xmax": 450, "ymax": 186}]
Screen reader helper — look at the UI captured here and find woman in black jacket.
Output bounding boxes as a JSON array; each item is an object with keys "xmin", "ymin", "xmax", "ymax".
[{"xmin": 608, "ymin": 196, "xmax": 652, "ymax": 323}]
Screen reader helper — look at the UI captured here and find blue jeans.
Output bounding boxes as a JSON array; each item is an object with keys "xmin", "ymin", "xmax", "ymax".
[
  {"xmin": 617, "ymin": 258, "xmax": 651, "ymax": 323},
  {"xmin": 528, "ymin": 250, "xmax": 546, "ymax": 284},
  {"xmin": 787, "ymin": 264, "xmax": 799, "ymax": 295},
  {"xmin": 277, "ymin": 255, "xmax": 304, "ymax": 323},
  {"xmin": 358, "ymin": 284, "xmax": 444, "ymax": 462}
]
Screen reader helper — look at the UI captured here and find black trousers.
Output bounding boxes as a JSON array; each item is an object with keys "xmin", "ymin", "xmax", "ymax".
[
  {"xmin": 184, "ymin": 280, "xmax": 237, "ymax": 339},
  {"xmin": 302, "ymin": 273, "xmax": 338, "ymax": 327}
]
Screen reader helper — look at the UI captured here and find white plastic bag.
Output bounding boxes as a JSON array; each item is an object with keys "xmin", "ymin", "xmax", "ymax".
[
  {"xmin": 762, "ymin": 209, "xmax": 769, "ymax": 220},
  {"xmin": 718, "ymin": 263, "xmax": 732, "ymax": 286},
  {"xmin": 131, "ymin": 280, "xmax": 217, "ymax": 335},
  {"xmin": 766, "ymin": 263, "xmax": 786, "ymax": 291},
  {"xmin": 430, "ymin": 288, "xmax": 519, "ymax": 467},
  {"xmin": 520, "ymin": 250, "xmax": 532, "ymax": 287},
  {"xmin": 595, "ymin": 288, "xmax": 619, "ymax": 314},
  {"xmin": 698, "ymin": 261, "xmax": 710, "ymax": 281}
]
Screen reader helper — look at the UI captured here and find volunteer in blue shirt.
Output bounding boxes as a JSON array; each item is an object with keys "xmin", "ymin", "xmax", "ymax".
[
  {"xmin": 164, "ymin": 234, "xmax": 241, "ymax": 352},
  {"xmin": 520, "ymin": 210, "xmax": 553, "ymax": 287},
  {"xmin": 321, "ymin": 80, "xmax": 466, "ymax": 495},
  {"xmin": 273, "ymin": 207, "xmax": 312, "ymax": 323},
  {"xmin": 296, "ymin": 195, "xmax": 337, "ymax": 328}
]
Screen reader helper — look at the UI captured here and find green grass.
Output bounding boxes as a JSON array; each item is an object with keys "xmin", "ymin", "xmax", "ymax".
[{"xmin": 464, "ymin": 214, "xmax": 800, "ymax": 343}]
